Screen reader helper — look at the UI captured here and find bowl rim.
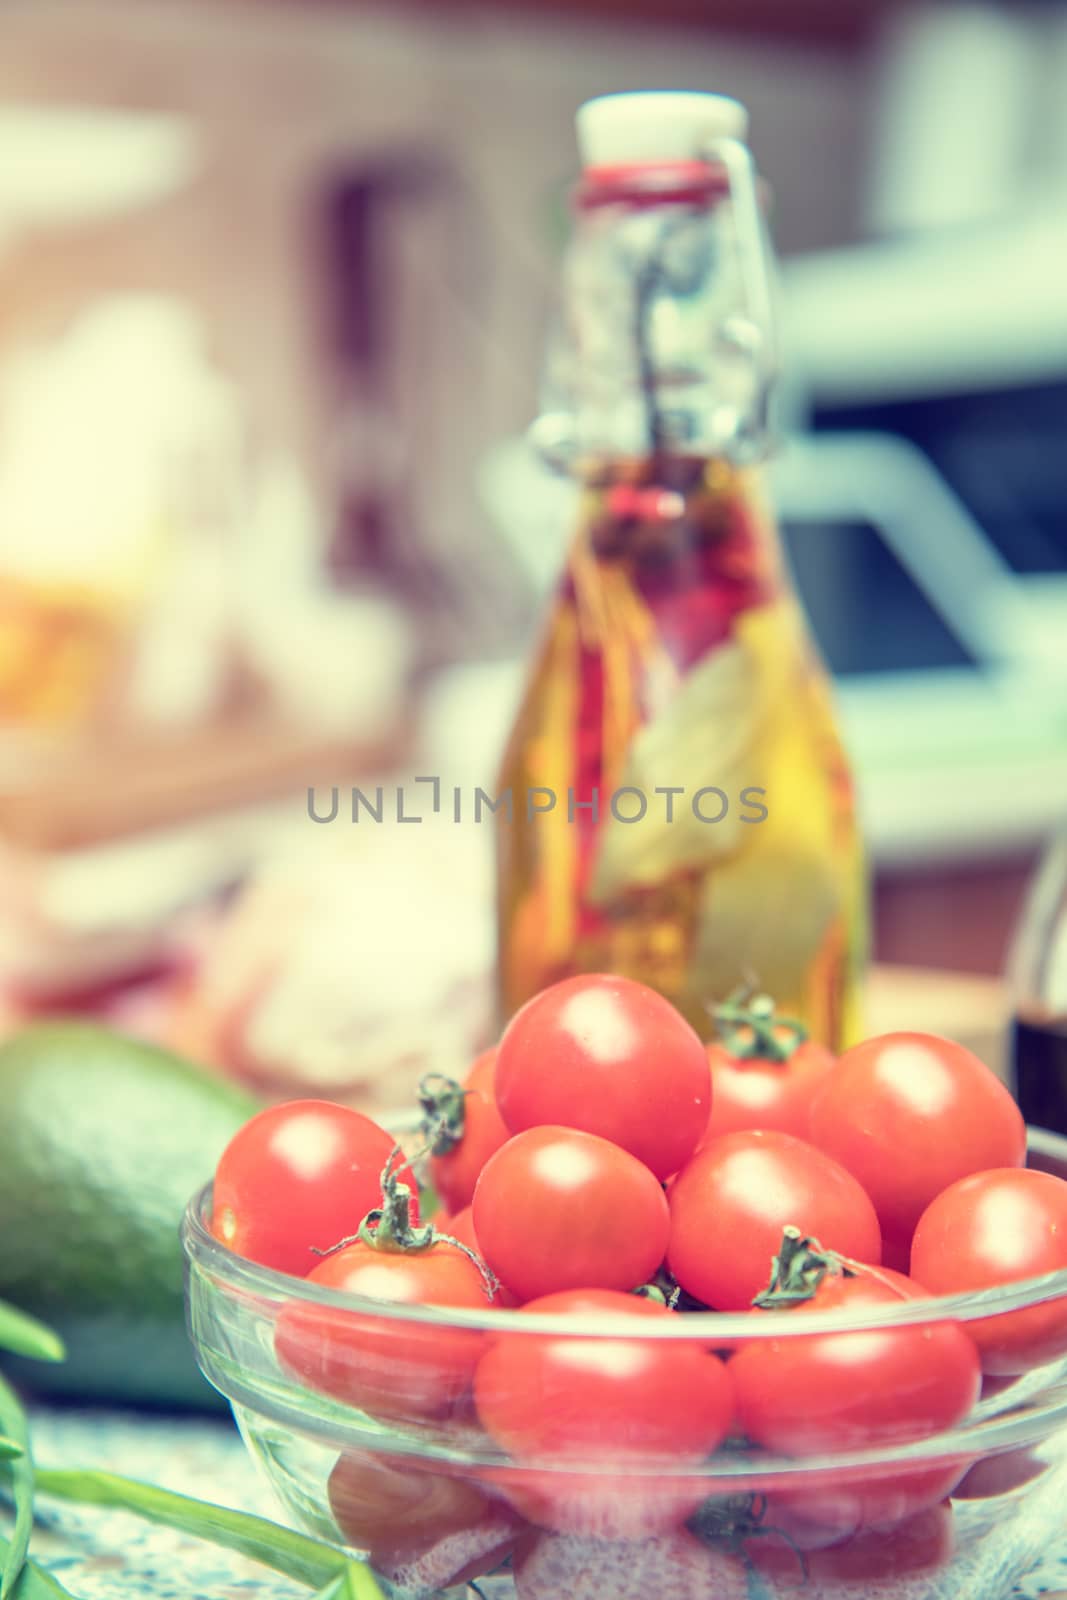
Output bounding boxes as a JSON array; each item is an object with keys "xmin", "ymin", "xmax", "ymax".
[{"xmin": 181, "ymin": 1125, "xmax": 1067, "ymax": 1341}]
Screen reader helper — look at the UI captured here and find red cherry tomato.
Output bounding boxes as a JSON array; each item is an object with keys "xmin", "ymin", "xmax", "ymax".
[
  {"xmin": 211, "ymin": 1100, "xmax": 401, "ymax": 1275},
  {"xmin": 953, "ymin": 1447, "xmax": 1044, "ymax": 1500},
  {"xmin": 472, "ymin": 1127, "xmax": 670, "ymax": 1302},
  {"xmin": 328, "ymin": 1451, "xmax": 528, "ymax": 1591},
  {"xmin": 475, "ymin": 1289, "xmax": 733, "ymax": 1461},
  {"xmin": 701, "ymin": 991, "xmax": 835, "ymax": 1144},
  {"xmin": 731, "ymin": 1268, "xmax": 980, "ymax": 1456},
  {"xmin": 437, "ymin": 1206, "xmax": 521, "ymax": 1309},
  {"xmin": 439, "ymin": 1206, "xmax": 478, "ymax": 1253},
  {"xmin": 667, "ymin": 1130, "xmax": 882, "ymax": 1310},
  {"xmin": 809, "ymin": 1032, "xmax": 1025, "ymax": 1261},
  {"xmin": 751, "ymin": 1502, "xmax": 954, "ymax": 1588},
  {"xmin": 476, "ymin": 1290, "xmax": 733, "ymax": 1537},
  {"xmin": 766, "ymin": 1459, "xmax": 967, "ymax": 1544},
  {"xmin": 704, "ymin": 1038, "xmax": 836, "ymax": 1143},
  {"xmin": 465, "ymin": 1049, "xmax": 499, "ymax": 1096},
  {"xmin": 425, "ymin": 1050, "xmax": 509, "ymax": 1216},
  {"xmin": 329, "ymin": 1449, "xmax": 493, "ymax": 1554},
  {"xmin": 494, "ymin": 975, "xmax": 710, "ymax": 1180},
  {"xmin": 910, "ymin": 1167, "xmax": 1067, "ymax": 1375},
  {"xmin": 274, "ymin": 1237, "xmax": 491, "ymax": 1421}
]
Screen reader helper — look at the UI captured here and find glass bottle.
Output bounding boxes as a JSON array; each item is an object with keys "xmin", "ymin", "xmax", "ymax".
[
  {"xmin": 1010, "ymin": 835, "xmax": 1067, "ymax": 1132},
  {"xmin": 495, "ymin": 92, "xmax": 866, "ymax": 1045}
]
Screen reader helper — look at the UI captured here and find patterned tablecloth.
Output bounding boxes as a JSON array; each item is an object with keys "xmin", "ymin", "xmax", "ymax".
[
  {"xmin": 4, "ymin": 1407, "xmax": 1066, "ymax": 1599},
  {"xmin": 11, "ymin": 1409, "xmax": 304, "ymax": 1600}
]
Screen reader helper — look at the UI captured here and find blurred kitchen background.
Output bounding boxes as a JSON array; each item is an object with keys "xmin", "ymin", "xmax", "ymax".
[{"xmin": 1, "ymin": 0, "xmax": 1065, "ymax": 1098}]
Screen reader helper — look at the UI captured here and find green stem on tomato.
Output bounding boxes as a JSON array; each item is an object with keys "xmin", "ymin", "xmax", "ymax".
[
  {"xmin": 417, "ymin": 1074, "xmax": 469, "ymax": 1158},
  {"xmin": 751, "ymin": 1226, "xmax": 849, "ymax": 1310},
  {"xmin": 711, "ymin": 987, "xmax": 807, "ymax": 1064},
  {"xmin": 631, "ymin": 1284, "xmax": 669, "ymax": 1306},
  {"xmin": 753, "ymin": 1228, "xmax": 914, "ymax": 1311},
  {"xmin": 357, "ymin": 1146, "xmax": 436, "ymax": 1253},
  {"xmin": 313, "ymin": 1147, "xmax": 500, "ymax": 1303},
  {"xmin": 688, "ymin": 1491, "xmax": 809, "ymax": 1589},
  {"xmin": 313, "ymin": 1147, "xmax": 434, "ymax": 1262}
]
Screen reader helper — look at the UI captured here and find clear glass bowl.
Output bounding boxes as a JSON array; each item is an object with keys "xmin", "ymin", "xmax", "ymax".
[{"xmin": 182, "ymin": 1129, "xmax": 1067, "ymax": 1600}]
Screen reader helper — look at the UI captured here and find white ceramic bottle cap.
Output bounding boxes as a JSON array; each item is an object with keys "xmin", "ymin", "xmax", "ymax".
[{"xmin": 576, "ymin": 91, "xmax": 749, "ymax": 168}]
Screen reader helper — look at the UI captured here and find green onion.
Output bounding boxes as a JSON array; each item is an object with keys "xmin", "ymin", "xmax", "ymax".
[
  {"xmin": 0, "ymin": 1376, "xmax": 33, "ymax": 1600},
  {"xmin": 0, "ymin": 1534, "xmax": 78, "ymax": 1600},
  {"xmin": 26, "ymin": 1469, "xmax": 383, "ymax": 1599},
  {"xmin": 312, "ymin": 1573, "xmax": 374, "ymax": 1600},
  {"xmin": 0, "ymin": 1305, "xmax": 65, "ymax": 1366}
]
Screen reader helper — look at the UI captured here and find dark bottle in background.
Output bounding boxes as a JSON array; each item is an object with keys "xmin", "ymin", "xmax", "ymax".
[{"xmin": 1010, "ymin": 836, "xmax": 1067, "ymax": 1131}]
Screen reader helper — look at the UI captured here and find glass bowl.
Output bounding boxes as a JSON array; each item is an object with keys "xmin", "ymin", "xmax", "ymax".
[{"xmin": 182, "ymin": 1128, "xmax": 1067, "ymax": 1600}]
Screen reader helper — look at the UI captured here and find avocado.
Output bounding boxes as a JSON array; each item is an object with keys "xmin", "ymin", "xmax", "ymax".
[{"xmin": 0, "ymin": 1023, "xmax": 257, "ymax": 1408}]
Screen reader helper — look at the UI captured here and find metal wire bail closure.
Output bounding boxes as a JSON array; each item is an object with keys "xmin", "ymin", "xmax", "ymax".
[{"xmin": 700, "ymin": 133, "xmax": 780, "ymax": 459}]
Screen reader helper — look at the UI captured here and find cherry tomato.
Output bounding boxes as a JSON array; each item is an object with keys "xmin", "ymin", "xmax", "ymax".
[
  {"xmin": 667, "ymin": 1130, "xmax": 882, "ymax": 1310},
  {"xmin": 274, "ymin": 1236, "xmax": 491, "ymax": 1421},
  {"xmin": 953, "ymin": 1447, "xmax": 1044, "ymax": 1500},
  {"xmin": 703, "ymin": 992, "xmax": 835, "ymax": 1143},
  {"xmin": 494, "ymin": 975, "xmax": 710, "ymax": 1180},
  {"xmin": 750, "ymin": 1502, "xmax": 954, "ymax": 1588},
  {"xmin": 910, "ymin": 1167, "xmax": 1067, "ymax": 1374},
  {"xmin": 473, "ymin": 1127, "xmax": 670, "ymax": 1302},
  {"xmin": 766, "ymin": 1461, "xmax": 966, "ymax": 1543},
  {"xmin": 211, "ymin": 1100, "xmax": 402, "ymax": 1275},
  {"xmin": 329, "ymin": 1449, "xmax": 493, "ymax": 1554},
  {"xmin": 376, "ymin": 1514, "xmax": 529, "ymax": 1596},
  {"xmin": 437, "ymin": 1206, "xmax": 521, "ymax": 1308},
  {"xmin": 425, "ymin": 1051, "xmax": 509, "ymax": 1215},
  {"xmin": 731, "ymin": 1268, "xmax": 981, "ymax": 1455},
  {"xmin": 809, "ymin": 1032, "xmax": 1025, "ymax": 1261},
  {"xmin": 705, "ymin": 1039, "xmax": 835, "ymax": 1141},
  {"xmin": 328, "ymin": 1451, "xmax": 527, "ymax": 1590},
  {"xmin": 476, "ymin": 1289, "xmax": 733, "ymax": 1538},
  {"xmin": 475, "ymin": 1289, "xmax": 733, "ymax": 1461},
  {"xmin": 438, "ymin": 1206, "xmax": 478, "ymax": 1253}
]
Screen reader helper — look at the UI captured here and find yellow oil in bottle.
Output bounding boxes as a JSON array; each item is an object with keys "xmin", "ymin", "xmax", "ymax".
[{"xmin": 496, "ymin": 454, "xmax": 865, "ymax": 1045}]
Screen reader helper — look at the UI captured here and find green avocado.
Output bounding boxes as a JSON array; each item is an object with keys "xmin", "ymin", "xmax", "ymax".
[{"xmin": 0, "ymin": 1022, "xmax": 258, "ymax": 1408}]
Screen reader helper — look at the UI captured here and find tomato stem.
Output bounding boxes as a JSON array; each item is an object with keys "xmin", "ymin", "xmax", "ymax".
[
  {"xmin": 417, "ymin": 1073, "xmax": 471, "ymax": 1158},
  {"xmin": 355, "ymin": 1146, "xmax": 437, "ymax": 1252},
  {"xmin": 315, "ymin": 1147, "xmax": 505, "ymax": 1304},
  {"xmin": 632, "ymin": 1267, "xmax": 706, "ymax": 1311},
  {"xmin": 751, "ymin": 1226, "xmax": 851, "ymax": 1309},
  {"xmin": 688, "ymin": 1492, "xmax": 809, "ymax": 1583},
  {"xmin": 632, "ymin": 1284, "xmax": 669, "ymax": 1306},
  {"xmin": 710, "ymin": 986, "xmax": 807, "ymax": 1063}
]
